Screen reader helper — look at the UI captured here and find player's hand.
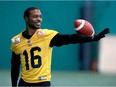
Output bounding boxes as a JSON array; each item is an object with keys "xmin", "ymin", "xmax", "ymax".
[{"xmin": 93, "ymin": 28, "xmax": 110, "ymax": 41}]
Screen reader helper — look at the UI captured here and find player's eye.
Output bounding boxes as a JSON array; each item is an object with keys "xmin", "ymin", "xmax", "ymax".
[
  {"xmin": 33, "ymin": 15, "xmax": 42, "ymax": 19},
  {"xmin": 39, "ymin": 15, "xmax": 42, "ymax": 18}
]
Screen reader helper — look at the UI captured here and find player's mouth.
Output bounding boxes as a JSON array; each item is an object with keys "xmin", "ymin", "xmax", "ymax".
[
  {"xmin": 35, "ymin": 22, "xmax": 41, "ymax": 26},
  {"xmin": 34, "ymin": 22, "xmax": 41, "ymax": 28}
]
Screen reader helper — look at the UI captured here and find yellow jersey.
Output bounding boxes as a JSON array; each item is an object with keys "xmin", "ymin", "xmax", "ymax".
[{"xmin": 11, "ymin": 29, "xmax": 58, "ymax": 83}]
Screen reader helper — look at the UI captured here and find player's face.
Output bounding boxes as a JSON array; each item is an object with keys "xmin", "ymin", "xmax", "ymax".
[{"xmin": 27, "ymin": 9, "xmax": 42, "ymax": 29}]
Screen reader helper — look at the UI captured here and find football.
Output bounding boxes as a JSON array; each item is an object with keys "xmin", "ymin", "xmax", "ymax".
[{"xmin": 74, "ymin": 19, "xmax": 95, "ymax": 36}]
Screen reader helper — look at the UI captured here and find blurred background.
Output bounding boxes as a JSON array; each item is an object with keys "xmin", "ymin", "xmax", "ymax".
[{"xmin": 0, "ymin": 1, "xmax": 116, "ymax": 86}]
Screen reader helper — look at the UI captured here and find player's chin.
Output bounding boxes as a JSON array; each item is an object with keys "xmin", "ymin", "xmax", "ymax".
[{"xmin": 34, "ymin": 25, "xmax": 41, "ymax": 29}]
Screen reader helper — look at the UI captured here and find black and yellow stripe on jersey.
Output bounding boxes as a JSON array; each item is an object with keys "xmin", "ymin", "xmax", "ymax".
[{"xmin": 11, "ymin": 29, "xmax": 58, "ymax": 83}]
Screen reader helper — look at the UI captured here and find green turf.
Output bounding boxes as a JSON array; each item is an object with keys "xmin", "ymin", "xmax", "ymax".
[
  {"xmin": 0, "ymin": 70, "xmax": 116, "ymax": 86},
  {"xmin": 51, "ymin": 71, "xmax": 116, "ymax": 86}
]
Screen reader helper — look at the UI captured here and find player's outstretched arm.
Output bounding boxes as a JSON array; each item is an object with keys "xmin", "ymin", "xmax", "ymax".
[
  {"xmin": 50, "ymin": 28, "xmax": 110, "ymax": 47},
  {"xmin": 92, "ymin": 28, "xmax": 110, "ymax": 41},
  {"xmin": 50, "ymin": 33, "xmax": 93, "ymax": 47}
]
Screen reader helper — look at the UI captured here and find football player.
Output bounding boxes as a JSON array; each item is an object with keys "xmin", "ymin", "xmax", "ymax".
[{"xmin": 10, "ymin": 7, "xmax": 109, "ymax": 87}]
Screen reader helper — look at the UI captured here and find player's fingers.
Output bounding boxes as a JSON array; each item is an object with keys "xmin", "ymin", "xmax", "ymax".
[
  {"xmin": 99, "ymin": 28, "xmax": 110, "ymax": 35},
  {"xmin": 103, "ymin": 28, "xmax": 110, "ymax": 34}
]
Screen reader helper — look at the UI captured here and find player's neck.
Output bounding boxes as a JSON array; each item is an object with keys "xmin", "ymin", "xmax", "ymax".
[{"xmin": 26, "ymin": 28, "xmax": 37, "ymax": 36}]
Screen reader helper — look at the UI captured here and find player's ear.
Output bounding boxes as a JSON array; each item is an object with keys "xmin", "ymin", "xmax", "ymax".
[{"xmin": 24, "ymin": 16, "xmax": 28, "ymax": 22}]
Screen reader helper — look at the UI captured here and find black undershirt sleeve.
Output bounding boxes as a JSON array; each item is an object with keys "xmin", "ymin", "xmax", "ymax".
[
  {"xmin": 22, "ymin": 30, "xmax": 93, "ymax": 47},
  {"xmin": 11, "ymin": 52, "xmax": 21, "ymax": 86},
  {"xmin": 50, "ymin": 33, "xmax": 93, "ymax": 47}
]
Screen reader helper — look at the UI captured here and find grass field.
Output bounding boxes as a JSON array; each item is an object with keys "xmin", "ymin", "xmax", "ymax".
[{"xmin": 0, "ymin": 70, "xmax": 116, "ymax": 87}]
